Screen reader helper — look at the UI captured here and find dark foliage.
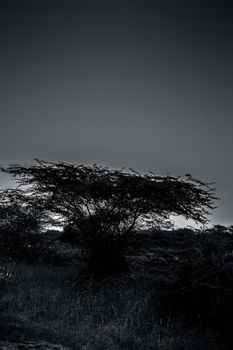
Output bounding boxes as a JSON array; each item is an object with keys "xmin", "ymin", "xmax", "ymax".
[
  {"xmin": 0, "ymin": 202, "xmax": 43, "ymax": 235},
  {"xmin": 0, "ymin": 198, "xmax": 48, "ymax": 262},
  {"xmin": 149, "ymin": 226, "xmax": 233, "ymax": 327},
  {"xmin": 60, "ymin": 224, "xmax": 83, "ymax": 247},
  {"xmin": 1, "ymin": 160, "xmax": 217, "ymax": 273},
  {"xmin": 0, "ymin": 190, "xmax": 52, "ymax": 263}
]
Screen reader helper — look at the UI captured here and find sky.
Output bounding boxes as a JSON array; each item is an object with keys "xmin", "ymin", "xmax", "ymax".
[{"xmin": 0, "ymin": 0, "xmax": 232, "ymax": 228}]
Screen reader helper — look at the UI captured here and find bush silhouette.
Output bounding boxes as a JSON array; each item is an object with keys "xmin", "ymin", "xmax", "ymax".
[
  {"xmin": 154, "ymin": 226, "xmax": 233, "ymax": 326},
  {"xmin": 1, "ymin": 160, "xmax": 217, "ymax": 273},
  {"xmin": 0, "ymin": 199, "xmax": 46, "ymax": 262},
  {"xmin": 60, "ymin": 224, "xmax": 83, "ymax": 247}
]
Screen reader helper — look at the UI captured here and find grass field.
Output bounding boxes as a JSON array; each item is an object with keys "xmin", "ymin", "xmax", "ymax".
[{"xmin": 1, "ymin": 256, "xmax": 233, "ymax": 350}]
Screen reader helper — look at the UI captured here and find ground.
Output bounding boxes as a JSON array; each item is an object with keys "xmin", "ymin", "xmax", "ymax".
[{"xmin": 1, "ymin": 229, "xmax": 233, "ymax": 349}]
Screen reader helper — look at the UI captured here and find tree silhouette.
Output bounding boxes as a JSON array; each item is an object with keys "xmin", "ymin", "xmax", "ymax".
[
  {"xmin": 0, "ymin": 189, "xmax": 46, "ymax": 235},
  {"xmin": 1, "ymin": 160, "xmax": 217, "ymax": 272},
  {"xmin": 0, "ymin": 190, "xmax": 48, "ymax": 261}
]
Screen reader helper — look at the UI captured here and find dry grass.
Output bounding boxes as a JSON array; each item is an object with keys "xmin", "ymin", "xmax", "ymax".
[{"xmin": 1, "ymin": 261, "xmax": 233, "ymax": 349}]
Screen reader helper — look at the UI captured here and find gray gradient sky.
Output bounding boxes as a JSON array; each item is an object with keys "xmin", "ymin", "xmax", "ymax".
[{"xmin": 0, "ymin": 1, "xmax": 232, "ymax": 227}]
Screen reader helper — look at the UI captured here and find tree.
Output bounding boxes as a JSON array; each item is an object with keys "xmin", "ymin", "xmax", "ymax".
[
  {"xmin": 0, "ymin": 190, "xmax": 48, "ymax": 260},
  {"xmin": 1, "ymin": 160, "xmax": 217, "ymax": 272},
  {"xmin": 0, "ymin": 188, "xmax": 48, "ymax": 234}
]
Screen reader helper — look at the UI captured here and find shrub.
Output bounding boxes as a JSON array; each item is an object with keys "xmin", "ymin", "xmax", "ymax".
[
  {"xmin": 153, "ymin": 227, "xmax": 233, "ymax": 326},
  {"xmin": 60, "ymin": 224, "xmax": 83, "ymax": 247}
]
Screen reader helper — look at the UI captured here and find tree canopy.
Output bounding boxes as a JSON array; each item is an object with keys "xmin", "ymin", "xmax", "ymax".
[{"xmin": 1, "ymin": 160, "xmax": 217, "ymax": 230}]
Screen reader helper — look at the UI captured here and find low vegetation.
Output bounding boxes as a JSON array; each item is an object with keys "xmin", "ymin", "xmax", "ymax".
[{"xmin": 1, "ymin": 226, "xmax": 233, "ymax": 349}]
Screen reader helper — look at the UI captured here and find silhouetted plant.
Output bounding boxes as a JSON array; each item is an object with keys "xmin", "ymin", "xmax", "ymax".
[
  {"xmin": 60, "ymin": 223, "xmax": 83, "ymax": 248},
  {"xmin": 1, "ymin": 160, "xmax": 217, "ymax": 273},
  {"xmin": 0, "ymin": 191, "xmax": 48, "ymax": 261},
  {"xmin": 153, "ymin": 226, "xmax": 233, "ymax": 326},
  {"xmin": 0, "ymin": 204, "xmax": 41, "ymax": 234}
]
